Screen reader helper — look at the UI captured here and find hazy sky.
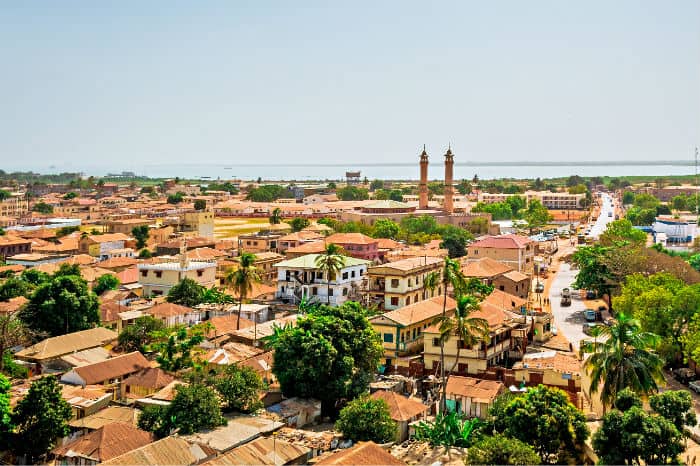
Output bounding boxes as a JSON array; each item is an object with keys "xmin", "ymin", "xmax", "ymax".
[{"xmin": 2, "ymin": 1, "xmax": 699, "ymax": 173}]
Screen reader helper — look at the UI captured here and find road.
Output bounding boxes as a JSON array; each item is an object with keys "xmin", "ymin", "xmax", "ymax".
[
  {"xmin": 549, "ymin": 262, "xmax": 589, "ymax": 349},
  {"xmin": 587, "ymin": 192, "xmax": 616, "ymax": 239}
]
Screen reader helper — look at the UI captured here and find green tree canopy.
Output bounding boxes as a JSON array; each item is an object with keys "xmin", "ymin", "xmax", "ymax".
[
  {"xmin": 138, "ymin": 383, "xmax": 225, "ymax": 437},
  {"xmin": 214, "ymin": 364, "xmax": 264, "ymax": 413},
  {"xmin": 11, "ymin": 376, "xmax": 72, "ymax": 463},
  {"xmin": 93, "ymin": 273, "xmax": 120, "ymax": 295},
  {"xmin": 151, "ymin": 324, "xmax": 207, "ymax": 372},
  {"xmin": 289, "ymin": 217, "xmax": 310, "ymax": 232},
  {"xmin": 246, "ymin": 185, "xmax": 290, "ymax": 202},
  {"xmin": 336, "ymin": 186, "xmax": 369, "ymax": 201},
  {"xmin": 270, "ymin": 301, "xmax": 383, "ymax": 415},
  {"xmin": 0, "ymin": 277, "xmax": 30, "ymax": 301},
  {"xmin": 599, "ymin": 219, "xmax": 647, "ymax": 245},
  {"xmin": 166, "ymin": 277, "xmax": 205, "ymax": 307},
  {"xmin": 466, "ymin": 434, "xmax": 541, "ymax": 465},
  {"xmin": 131, "ymin": 225, "xmax": 150, "ymax": 249},
  {"xmin": 21, "ymin": 272, "xmax": 100, "ymax": 337},
  {"xmin": 194, "ymin": 199, "xmax": 207, "ymax": 211},
  {"xmin": 0, "ymin": 374, "xmax": 12, "ymax": 450},
  {"xmin": 372, "ymin": 219, "xmax": 400, "ymax": 239},
  {"xmin": 335, "ymin": 395, "xmax": 397, "ymax": 443},
  {"xmin": 167, "ymin": 191, "xmax": 185, "ymax": 204},
  {"xmin": 523, "ymin": 199, "xmax": 552, "ymax": 233},
  {"xmin": 496, "ymin": 385, "xmax": 589, "ymax": 464},
  {"xmin": 439, "ymin": 225, "xmax": 472, "ymax": 258},
  {"xmin": 117, "ymin": 315, "xmax": 165, "ymax": 352}
]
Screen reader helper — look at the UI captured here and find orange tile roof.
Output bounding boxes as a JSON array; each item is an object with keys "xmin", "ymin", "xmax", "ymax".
[
  {"xmin": 101, "ymin": 436, "xmax": 216, "ymax": 466},
  {"xmin": 377, "ymin": 296, "xmax": 456, "ymax": 327},
  {"xmin": 371, "ymin": 391, "xmax": 428, "ymax": 422},
  {"xmin": 146, "ymin": 302, "xmax": 194, "ymax": 318},
  {"xmin": 483, "ymin": 289, "xmax": 527, "ymax": 310},
  {"xmin": 186, "ymin": 247, "xmax": 228, "ymax": 260},
  {"xmin": 515, "ymin": 351, "xmax": 581, "ymax": 375},
  {"xmin": 96, "ymin": 257, "xmax": 138, "ymax": 269},
  {"xmin": 316, "ymin": 442, "xmax": 405, "ymax": 465},
  {"xmin": 469, "ymin": 234, "xmax": 534, "ymax": 250},
  {"xmin": 122, "ymin": 367, "xmax": 175, "ymax": 389},
  {"xmin": 207, "ymin": 314, "xmax": 255, "ymax": 336},
  {"xmin": 71, "ymin": 351, "xmax": 150, "ymax": 385},
  {"xmin": 116, "ymin": 266, "xmax": 139, "ymax": 284},
  {"xmin": 88, "ymin": 233, "xmax": 130, "ymax": 243},
  {"xmin": 461, "ymin": 257, "xmax": 513, "ymax": 278},
  {"xmin": 53, "ymin": 422, "xmax": 154, "ymax": 462},
  {"xmin": 445, "ymin": 376, "xmax": 505, "ymax": 403},
  {"xmin": 325, "ymin": 233, "xmax": 378, "ymax": 245}
]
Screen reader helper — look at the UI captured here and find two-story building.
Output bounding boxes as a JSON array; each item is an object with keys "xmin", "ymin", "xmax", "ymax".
[
  {"xmin": 461, "ymin": 257, "xmax": 531, "ymax": 300},
  {"xmin": 79, "ymin": 233, "xmax": 131, "ymax": 260},
  {"xmin": 274, "ymin": 253, "xmax": 370, "ymax": 306},
  {"xmin": 370, "ymin": 296, "xmax": 456, "ymax": 371},
  {"xmin": 137, "ymin": 256, "xmax": 217, "ymax": 297},
  {"xmin": 465, "ymin": 234, "xmax": 535, "ymax": 274},
  {"xmin": 324, "ymin": 233, "xmax": 381, "ymax": 261},
  {"xmin": 366, "ymin": 256, "xmax": 444, "ymax": 310}
]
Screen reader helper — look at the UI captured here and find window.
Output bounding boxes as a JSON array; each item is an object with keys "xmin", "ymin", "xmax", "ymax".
[
  {"xmin": 197, "ymin": 270, "xmax": 203, "ymax": 277},
  {"xmin": 342, "ymin": 288, "xmax": 348, "ymax": 296},
  {"xmin": 499, "ymin": 285, "xmax": 504, "ymax": 291},
  {"xmin": 391, "ymin": 279, "xmax": 399, "ymax": 288},
  {"xmin": 312, "ymin": 287, "xmax": 317, "ymax": 295},
  {"xmin": 141, "ymin": 270, "xmax": 148, "ymax": 277},
  {"xmin": 412, "ymin": 328, "xmax": 417, "ymax": 339},
  {"xmin": 383, "ymin": 333, "xmax": 394, "ymax": 343},
  {"xmin": 351, "ymin": 270, "xmax": 356, "ymax": 278},
  {"xmin": 342, "ymin": 272, "xmax": 348, "ymax": 280},
  {"xmin": 390, "ymin": 296, "xmax": 399, "ymax": 306},
  {"xmin": 432, "ymin": 338, "xmax": 440, "ymax": 347},
  {"xmin": 155, "ymin": 271, "xmax": 162, "ymax": 278},
  {"xmin": 359, "ymin": 269, "xmax": 364, "ymax": 276},
  {"xmin": 328, "ymin": 288, "xmax": 334, "ymax": 296},
  {"xmin": 408, "ymin": 279, "xmax": 412, "ymax": 287},
  {"xmin": 406, "ymin": 296, "xmax": 411, "ymax": 305}
]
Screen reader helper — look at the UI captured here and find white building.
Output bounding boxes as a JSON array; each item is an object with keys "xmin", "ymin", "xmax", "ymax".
[
  {"xmin": 274, "ymin": 253, "xmax": 370, "ymax": 306},
  {"xmin": 653, "ymin": 216, "xmax": 697, "ymax": 244}
]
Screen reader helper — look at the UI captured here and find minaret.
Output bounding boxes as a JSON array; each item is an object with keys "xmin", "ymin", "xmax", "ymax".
[
  {"xmin": 419, "ymin": 145, "xmax": 429, "ymax": 210},
  {"xmin": 444, "ymin": 146, "xmax": 454, "ymax": 214}
]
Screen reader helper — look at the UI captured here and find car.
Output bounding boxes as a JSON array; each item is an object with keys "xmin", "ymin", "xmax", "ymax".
[
  {"xmin": 584, "ymin": 309, "xmax": 597, "ymax": 322},
  {"xmin": 690, "ymin": 381, "xmax": 700, "ymax": 394},
  {"xmin": 586, "ymin": 290, "xmax": 597, "ymax": 299},
  {"xmin": 674, "ymin": 368, "xmax": 697, "ymax": 384}
]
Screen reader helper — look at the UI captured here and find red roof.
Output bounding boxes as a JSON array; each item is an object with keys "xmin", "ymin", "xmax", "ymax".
[
  {"xmin": 469, "ymin": 234, "xmax": 533, "ymax": 250},
  {"xmin": 116, "ymin": 266, "xmax": 139, "ymax": 284}
]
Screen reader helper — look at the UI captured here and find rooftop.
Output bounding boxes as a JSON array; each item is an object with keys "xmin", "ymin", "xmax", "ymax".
[
  {"xmin": 375, "ymin": 296, "xmax": 456, "ymax": 327},
  {"xmin": 15, "ymin": 327, "xmax": 118, "ymax": 361},
  {"xmin": 469, "ymin": 234, "xmax": 534, "ymax": 250},
  {"xmin": 274, "ymin": 253, "xmax": 371, "ymax": 270},
  {"xmin": 445, "ymin": 376, "xmax": 505, "ymax": 403}
]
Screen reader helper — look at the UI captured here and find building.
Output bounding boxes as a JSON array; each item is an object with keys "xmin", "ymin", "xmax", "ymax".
[
  {"xmin": 370, "ymin": 296, "xmax": 455, "ymax": 371},
  {"xmin": 237, "ymin": 231, "xmax": 284, "ymax": 254},
  {"xmin": 202, "ymin": 437, "xmax": 310, "ymax": 466},
  {"xmin": 52, "ymin": 422, "xmax": 154, "ymax": 466},
  {"xmin": 423, "ymin": 300, "xmax": 527, "ymax": 376},
  {"xmin": 137, "ymin": 254, "xmax": 216, "ymax": 297},
  {"xmin": 15, "ymin": 327, "xmax": 118, "ymax": 373},
  {"xmin": 0, "ymin": 191, "xmax": 29, "ymax": 217},
  {"xmin": 462, "ymin": 257, "xmax": 531, "ymax": 300},
  {"xmin": 274, "ymin": 254, "xmax": 370, "ymax": 306},
  {"xmin": 478, "ymin": 190, "xmax": 585, "ymax": 210},
  {"xmin": 370, "ymin": 390, "xmax": 428, "ymax": 442},
  {"xmin": 101, "ymin": 436, "xmax": 217, "ymax": 465},
  {"xmin": 365, "ymin": 256, "xmax": 444, "ymax": 310},
  {"xmin": 0, "ymin": 234, "xmax": 32, "ymax": 259},
  {"xmin": 324, "ymin": 233, "xmax": 381, "ymax": 261},
  {"xmin": 106, "ymin": 218, "xmax": 152, "ymax": 235},
  {"xmin": 179, "ymin": 210, "xmax": 215, "ymax": 237},
  {"xmin": 315, "ymin": 442, "xmax": 405, "ymax": 466},
  {"xmin": 145, "ymin": 302, "xmax": 204, "ymax": 326},
  {"xmin": 512, "ymin": 350, "xmax": 581, "ymax": 393},
  {"xmin": 653, "ymin": 215, "xmax": 697, "ymax": 244},
  {"xmin": 61, "ymin": 351, "xmax": 151, "ymax": 397},
  {"xmin": 121, "ymin": 367, "xmax": 175, "ymax": 400},
  {"xmin": 444, "ymin": 376, "xmax": 505, "ymax": 418},
  {"xmin": 465, "ymin": 234, "xmax": 535, "ymax": 273},
  {"xmin": 79, "ymin": 233, "xmax": 131, "ymax": 260},
  {"xmin": 222, "ymin": 251, "xmax": 284, "ymax": 283}
]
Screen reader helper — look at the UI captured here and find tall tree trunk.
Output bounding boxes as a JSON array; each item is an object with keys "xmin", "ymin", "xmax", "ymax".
[
  {"xmin": 237, "ymin": 298, "xmax": 243, "ymax": 330},
  {"xmin": 327, "ymin": 272, "xmax": 331, "ymax": 305},
  {"xmin": 440, "ymin": 280, "xmax": 448, "ymax": 414}
]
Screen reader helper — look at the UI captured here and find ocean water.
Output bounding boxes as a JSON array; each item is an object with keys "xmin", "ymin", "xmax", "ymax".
[{"xmin": 131, "ymin": 162, "xmax": 693, "ymax": 181}]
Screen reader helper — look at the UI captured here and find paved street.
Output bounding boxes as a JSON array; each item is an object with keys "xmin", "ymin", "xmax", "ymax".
[
  {"xmin": 588, "ymin": 192, "xmax": 615, "ymax": 239},
  {"xmin": 549, "ymin": 262, "xmax": 589, "ymax": 350}
]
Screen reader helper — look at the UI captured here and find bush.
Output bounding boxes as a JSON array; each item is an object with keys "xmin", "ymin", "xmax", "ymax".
[
  {"xmin": 335, "ymin": 396, "xmax": 397, "ymax": 443},
  {"xmin": 466, "ymin": 434, "xmax": 541, "ymax": 465}
]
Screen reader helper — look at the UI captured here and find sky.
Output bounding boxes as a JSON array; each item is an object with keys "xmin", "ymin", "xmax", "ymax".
[{"xmin": 1, "ymin": 1, "xmax": 699, "ymax": 174}]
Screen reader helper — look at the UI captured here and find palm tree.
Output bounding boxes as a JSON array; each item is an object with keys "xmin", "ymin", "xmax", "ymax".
[
  {"xmin": 583, "ymin": 312, "xmax": 664, "ymax": 410},
  {"xmin": 424, "ymin": 271, "xmax": 439, "ymax": 300},
  {"xmin": 436, "ymin": 257, "xmax": 466, "ymax": 413},
  {"xmin": 314, "ymin": 244, "xmax": 346, "ymax": 305},
  {"xmin": 225, "ymin": 253, "xmax": 262, "ymax": 330},
  {"xmin": 269, "ymin": 208, "xmax": 282, "ymax": 225}
]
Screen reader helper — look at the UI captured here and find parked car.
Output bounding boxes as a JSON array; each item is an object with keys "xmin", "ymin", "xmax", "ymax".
[
  {"xmin": 584, "ymin": 309, "xmax": 597, "ymax": 322},
  {"xmin": 674, "ymin": 367, "xmax": 697, "ymax": 384},
  {"xmin": 689, "ymin": 381, "xmax": 700, "ymax": 394}
]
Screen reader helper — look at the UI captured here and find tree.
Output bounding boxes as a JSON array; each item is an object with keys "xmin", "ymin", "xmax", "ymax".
[
  {"xmin": 132, "ymin": 225, "xmax": 150, "ymax": 249},
  {"xmin": 582, "ymin": 313, "xmax": 664, "ymax": 409},
  {"xmin": 0, "ymin": 277, "xmax": 30, "ymax": 301},
  {"xmin": 649, "ymin": 390, "xmax": 697, "ymax": 434},
  {"xmin": 152, "ymin": 325, "xmax": 207, "ymax": 372},
  {"xmin": 138, "ymin": 248, "xmax": 152, "ymax": 258},
  {"xmin": 214, "ymin": 364, "xmax": 264, "ymax": 413},
  {"xmin": 439, "ymin": 225, "xmax": 472, "ymax": 258},
  {"xmin": 11, "ymin": 375, "xmax": 72, "ymax": 464},
  {"xmin": 372, "ymin": 219, "xmax": 400, "ymax": 239},
  {"xmin": 625, "ymin": 206, "xmax": 657, "ymax": 225},
  {"xmin": 117, "ymin": 315, "xmax": 165, "ymax": 352},
  {"xmin": 0, "ymin": 311, "xmax": 32, "ymax": 373},
  {"xmin": 634, "ymin": 193, "xmax": 661, "ymax": 210},
  {"xmin": 21, "ymin": 273, "xmax": 100, "ymax": 337},
  {"xmin": 166, "ymin": 277, "xmax": 205, "ymax": 307},
  {"xmin": 671, "ymin": 194, "xmax": 688, "ymax": 211},
  {"xmin": 593, "ymin": 389, "xmax": 685, "ymax": 465},
  {"xmin": 524, "ymin": 199, "xmax": 552, "ymax": 233},
  {"xmin": 566, "ymin": 175, "xmax": 584, "ymax": 187},
  {"xmin": 413, "ymin": 412, "xmax": 483, "ymax": 448},
  {"xmin": 93, "ymin": 273, "xmax": 119, "ymax": 295},
  {"xmin": 289, "ymin": 217, "xmax": 310, "ymax": 232},
  {"xmin": 434, "ymin": 292, "xmax": 491, "ymax": 392},
  {"xmin": 497, "ymin": 385, "xmax": 589, "ymax": 464},
  {"xmin": 0, "ymin": 374, "xmax": 12, "ymax": 449},
  {"xmin": 336, "ymin": 186, "xmax": 369, "ymax": 201},
  {"xmin": 63, "ymin": 191, "xmax": 77, "ymax": 200},
  {"xmin": 335, "ymin": 395, "xmax": 397, "ymax": 443},
  {"xmin": 466, "ymin": 434, "xmax": 541, "ymax": 465},
  {"xmin": 315, "ymin": 244, "xmax": 346, "ymax": 304},
  {"xmin": 246, "ymin": 185, "xmax": 289, "ymax": 202},
  {"xmin": 194, "ymin": 199, "xmax": 206, "ymax": 211},
  {"xmin": 599, "ymin": 219, "xmax": 646, "ymax": 245},
  {"xmin": 167, "ymin": 191, "xmax": 185, "ymax": 204},
  {"xmin": 270, "ymin": 302, "xmax": 383, "ymax": 415},
  {"xmin": 622, "ymin": 190, "xmax": 635, "ymax": 205},
  {"xmin": 269, "ymin": 207, "xmax": 282, "ymax": 225},
  {"xmin": 369, "ymin": 179, "xmax": 384, "ymax": 191},
  {"xmin": 225, "ymin": 253, "xmax": 262, "ymax": 330},
  {"xmin": 32, "ymin": 202, "xmax": 53, "ymax": 214},
  {"xmin": 327, "ymin": 181, "xmax": 337, "ymax": 190},
  {"xmin": 139, "ymin": 383, "xmax": 225, "ymax": 437}
]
